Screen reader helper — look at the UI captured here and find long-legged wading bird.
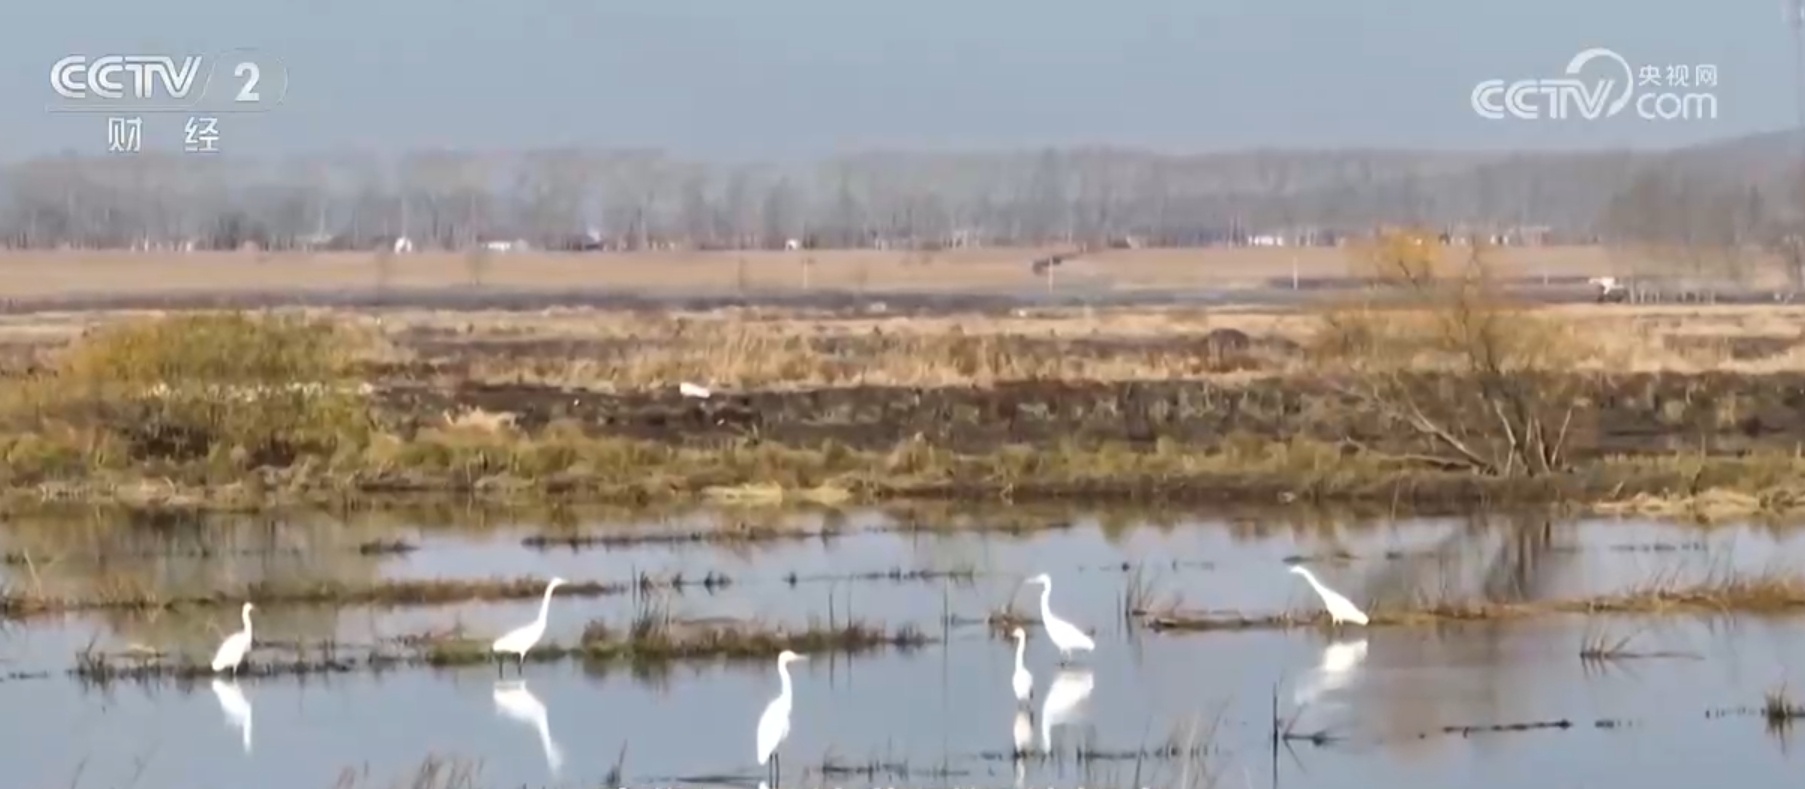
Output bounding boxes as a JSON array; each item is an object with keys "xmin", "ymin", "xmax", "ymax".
[
  {"xmin": 1287, "ymin": 564, "xmax": 1370, "ymax": 628},
  {"xmin": 1023, "ymin": 573, "xmax": 1095, "ymax": 663},
  {"xmin": 1010, "ymin": 626, "xmax": 1034, "ymax": 705},
  {"xmin": 757, "ymin": 650, "xmax": 807, "ymax": 786},
  {"xmin": 211, "ymin": 602, "xmax": 255, "ymax": 676},
  {"xmin": 491, "ymin": 577, "xmax": 567, "ymax": 675}
]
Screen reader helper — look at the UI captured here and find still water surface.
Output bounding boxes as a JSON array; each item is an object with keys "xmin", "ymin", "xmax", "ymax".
[{"xmin": 0, "ymin": 507, "xmax": 1799, "ymax": 788}]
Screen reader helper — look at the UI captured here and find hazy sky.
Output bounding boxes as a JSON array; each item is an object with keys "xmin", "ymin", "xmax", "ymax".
[{"xmin": 0, "ymin": 0, "xmax": 1792, "ymax": 160}]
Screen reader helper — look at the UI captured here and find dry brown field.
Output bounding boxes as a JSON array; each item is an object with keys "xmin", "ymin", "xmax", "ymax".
[{"xmin": 0, "ymin": 244, "xmax": 1631, "ymax": 298}]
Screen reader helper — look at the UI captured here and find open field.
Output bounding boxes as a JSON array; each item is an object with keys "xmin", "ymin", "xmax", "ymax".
[
  {"xmin": 11, "ymin": 300, "xmax": 1805, "ymax": 384},
  {"xmin": 0, "ymin": 245, "xmax": 1631, "ymax": 305},
  {"xmin": 0, "ymin": 300, "xmax": 1802, "ymax": 512}
]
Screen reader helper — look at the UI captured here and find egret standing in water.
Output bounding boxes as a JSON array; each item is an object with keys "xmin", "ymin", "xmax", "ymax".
[
  {"xmin": 1010, "ymin": 627, "xmax": 1034, "ymax": 705},
  {"xmin": 211, "ymin": 602, "xmax": 255, "ymax": 676},
  {"xmin": 1023, "ymin": 574, "xmax": 1095, "ymax": 664},
  {"xmin": 1287, "ymin": 564, "xmax": 1370, "ymax": 628},
  {"xmin": 491, "ymin": 577, "xmax": 567, "ymax": 675},
  {"xmin": 757, "ymin": 650, "xmax": 807, "ymax": 786}
]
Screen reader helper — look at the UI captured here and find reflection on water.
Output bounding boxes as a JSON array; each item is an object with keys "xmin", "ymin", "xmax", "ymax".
[
  {"xmin": 1293, "ymin": 637, "xmax": 1368, "ymax": 710},
  {"xmin": 210, "ymin": 678, "xmax": 252, "ymax": 754},
  {"xmin": 1039, "ymin": 668, "xmax": 1095, "ymax": 755},
  {"xmin": 1010, "ymin": 626, "xmax": 1033, "ymax": 705},
  {"xmin": 492, "ymin": 680, "xmax": 561, "ymax": 778},
  {"xmin": 1011, "ymin": 709, "xmax": 1033, "ymax": 755},
  {"xmin": 0, "ymin": 506, "xmax": 1803, "ymax": 788}
]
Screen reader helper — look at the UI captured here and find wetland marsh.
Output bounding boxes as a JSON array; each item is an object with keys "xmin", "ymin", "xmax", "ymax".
[
  {"xmin": 8, "ymin": 249, "xmax": 1805, "ymax": 788},
  {"xmin": 3, "ymin": 504, "xmax": 1803, "ymax": 789}
]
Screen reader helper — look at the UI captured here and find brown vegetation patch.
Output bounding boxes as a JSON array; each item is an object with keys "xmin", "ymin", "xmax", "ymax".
[
  {"xmin": 9, "ymin": 261, "xmax": 1805, "ymax": 513},
  {"xmin": 1137, "ymin": 573, "xmax": 1805, "ymax": 632},
  {"xmin": 0, "ymin": 573, "xmax": 718, "ymax": 621},
  {"xmin": 69, "ymin": 616, "xmax": 930, "ymax": 685}
]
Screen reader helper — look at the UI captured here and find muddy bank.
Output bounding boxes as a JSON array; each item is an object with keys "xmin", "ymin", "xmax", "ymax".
[{"xmin": 387, "ymin": 372, "xmax": 1805, "ymax": 460}]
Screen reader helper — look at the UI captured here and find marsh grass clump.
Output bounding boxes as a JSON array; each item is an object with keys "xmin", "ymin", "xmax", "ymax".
[
  {"xmin": 0, "ymin": 312, "xmax": 371, "ymax": 477},
  {"xmin": 66, "ymin": 617, "xmax": 931, "ymax": 682},
  {"xmin": 414, "ymin": 614, "xmax": 930, "ymax": 669},
  {"xmin": 1141, "ymin": 569, "xmax": 1805, "ymax": 632},
  {"xmin": 330, "ymin": 755, "xmax": 484, "ymax": 789},
  {"xmin": 1764, "ymin": 684, "xmax": 1805, "ymax": 730},
  {"xmin": 71, "ymin": 649, "xmax": 365, "ymax": 686},
  {"xmin": 578, "ymin": 614, "xmax": 932, "ymax": 662},
  {"xmin": 0, "ymin": 575, "xmax": 647, "ymax": 620}
]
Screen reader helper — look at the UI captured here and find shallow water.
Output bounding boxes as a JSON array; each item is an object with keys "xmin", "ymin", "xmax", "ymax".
[{"xmin": 1, "ymin": 507, "xmax": 1802, "ymax": 788}]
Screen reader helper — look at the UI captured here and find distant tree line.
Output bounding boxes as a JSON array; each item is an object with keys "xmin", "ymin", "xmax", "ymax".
[{"xmin": 1, "ymin": 132, "xmax": 1800, "ymax": 256}]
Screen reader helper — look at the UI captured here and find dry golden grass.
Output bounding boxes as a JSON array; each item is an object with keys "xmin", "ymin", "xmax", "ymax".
[
  {"xmin": 0, "ymin": 245, "xmax": 1622, "ymax": 297},
  {"xmin": 8, "ymin": 300, "xmax": 1805, "ymax": 390},
  {"xmin": 379, "ymin": 304, "xmax": 1805, "ymax": 389}
]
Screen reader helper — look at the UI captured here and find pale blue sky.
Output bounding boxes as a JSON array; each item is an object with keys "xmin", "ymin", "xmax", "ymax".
[{"xmin": 0, "ymin": 0, "xmax": 1791, "ymax": 160}]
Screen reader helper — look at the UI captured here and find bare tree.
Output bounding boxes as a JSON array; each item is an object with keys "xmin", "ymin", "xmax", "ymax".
[{"xmin": 1313, "ymin": 229, "xmax": 1590, "ymax": 478}]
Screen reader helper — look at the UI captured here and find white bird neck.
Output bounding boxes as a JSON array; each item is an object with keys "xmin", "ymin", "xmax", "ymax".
[
  {"xmin": 535, "ymin": 584, "xmax": 559, "ymax": 625},
  {"xmin": 776, "ymin": 660, "xmax": 794, "ymax": 699},
  {"xmin": 1036, "ymin": 583, "xmax": 1053, "ymax": 620},
  {"xmin": 1295, "ymin": 568, "xmax": 1328, "ymax": 595},
  {"xmin": 241, "ymin": 605, "xmax": 253, "ymax": 633},
  {"xmin": 1013, "ymin": 632, "xmax": 1027, "ymax": 667}
]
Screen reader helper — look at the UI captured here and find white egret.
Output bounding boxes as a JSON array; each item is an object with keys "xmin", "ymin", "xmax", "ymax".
[
  {"xmin": 679, "ymin": 381, "xmax": 712, "ymax": 399},
  {"xmin": 210, "ymin": 678, "xmax": 252, "ymax": 753},
  {"xmin": 1039, "ymin": 668, "xmax": 1095, "ymax": 754},
  {"xmin": 1023, "ymin": 574, "xmax": 1095, "ymax": 663},
  {"xmin": 490, "ymin": 577, "xmax": 567, "ymax": 675},
  {"xmin": 494, "ymin": 680, "xmax": 564, "ymax": 777},
  {"xmin": 210, "ymin": 602, "xmax": 255, "ymax": 675},
  {"xmin": 1286, "ymin": 564, "xmax": 1370, "ymax": 627},
  {"xmin": 756, "ymin": 650, "xmax": 807, "ymax": 785},
  {"xmin": 1010, "ymin": 626, "xmax": 1034, "ymax": 705},
  {"xmin": 1292, "ymin": 636, "xmax": 1369, "ymax": 709}
]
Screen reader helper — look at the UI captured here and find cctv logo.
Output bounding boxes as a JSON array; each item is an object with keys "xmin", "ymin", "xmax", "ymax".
[
  {"xmin": 1471, "ymin": 48, "xmax": 1636, "ymax": 121},
  {"xmin": 51, "ymin": 55, "xmax": 204, "ymax": 103}
]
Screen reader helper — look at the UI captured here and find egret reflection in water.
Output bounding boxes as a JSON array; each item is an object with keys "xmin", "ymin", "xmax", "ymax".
[
  {"xmin": 493, "ymin": 680, "xmax": 563, "ymax": 777},
  {"xmin": 1039, "ymin": 668, "xmax": 1095, "ymax": 753},
  {"xmin": 1292, "ymin": 636, "xmax": 1369, "ymax": 711},
  {"xmin": 210, "ymin": 678, "xmax": 252, "ymax": 754},
  {"xmin": 1012, "ymin": 708, "xmax": 1034, "ymax": 756}
]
